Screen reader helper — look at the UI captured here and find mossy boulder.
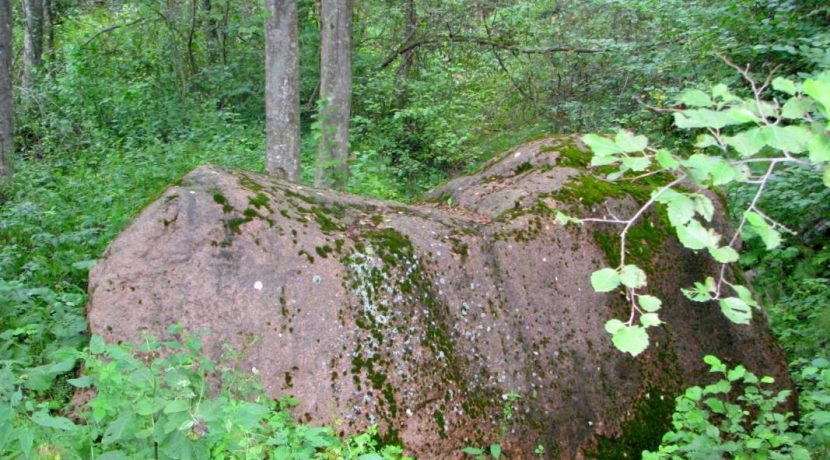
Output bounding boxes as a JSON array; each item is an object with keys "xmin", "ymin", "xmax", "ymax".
[{"xmin": 87, "ymin": 136, "xmax": 791, "ymax": 458}]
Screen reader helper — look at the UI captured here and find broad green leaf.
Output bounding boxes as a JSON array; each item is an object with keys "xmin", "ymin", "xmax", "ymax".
[
  {"xmin": 136, "ymin": 398, "xmax": 164, "ymax": 416},
  {"xmin": 709, "ymin": 160, "xmax": 736, "ymax": 185},
  {"xmin": 615, "ymin": 130, "xmax": 648, "ymax": 153},
  {"xmin": 694, "ymin": 134, "xmax": 718, "ymax": 148},
  {"xmin": 709, "ymin": 245, "xmax": 739, "ymax": 263},
  {"xmin": 761, "ymin": 125, "xmax": 811, "ymax": 153},
  {"xmin": 724, "ymin": 106, "xmax": 760, "ymax": 124},
  {"xmin": 611, "ymin": 325, "xmax": 650, "ymax": 356},
  {"xmin": 704, "ymin": 355, "xmax": 725, "ymax": 372},
  {"xmin": 692, "ymin": 194, "xmax": 715, "ymax": 222},
  {"xmin": 163, "ymin": 399, "xmax": 191, "ymax": 414},
  {"xmin": 666, "ymin": 193, "xmax": 695, "ymax": 227},
  {"xmin": 655, "ymin": 149, "xmax": 679, "ymax": 169},
  {"xmin": 724, "ymin": 128, "xmax": 765, "ymax": 157},
  {"xmin": 619, "ymin": 265, "xmax": 647, "ymax": 289},
  {"xmin": 582, "ymin": 134, "xmax": 621, "ymax": 157},
  {"xmin": 674, "ymin": 109, "xmax": 734, "ymax": 129},
  {"xmin": 676, "ymin": 220, "xmax": 711, "ymax": 250},
  {"xmin": 621, "ymin": 156, "xmax": 650, "ymax": 172},
  {"xmin": 804, "ymin": 79, "xmax": 830, "ymax": 115},
  {"xmin": 591, "ymin": 154, "xmax": 619, "ymax": 167},
  {"xmin": 462, "ymin": 447, "xmax": 483, "ymax": 455},
  {"xmin": 727, "ymin": 365, "xmax": 746, "ymax": 381},
  {"xmin": 31, "ymin": 411, "xmax": 77, "ymax": 431},
  {"xmin": 490, "ymin": 444, "xmax": 502, "ymax": 458},
  {"xmin": 606, "ymin": 170, "xmax": 625, "ymax": 182},
  {"xmin": 703, "ymin": 379, "xmax": 732, "ymax": 394},
  {"xmin": 67, "ymin": 376, "xmax": 92, "ymax": 388},
  {"xmin": 809, "ymin": 133, "xmax": 830, "ymax": 163},
  {"xmin": 680, "ymin": 89, "xmax": 713, "ymax": 107},
  {"xmin": 103, "ymin": 413, "xmax": 135, "ymax": 445},
  {"xmin": 761, "ymin": 376, "xmax": 775, "ymax": 384},
  {"xmin": 638, "ymin": 295, "xmax": 662, "ymax": 312},
  {"xmin": 719, "ymin": 297, "xmax": 752, "ymax": 324},
  {"xmin": 772, "ymin": 77, "xmax": 798, "ymax": 95},
  {"xmin": 640, "ymin": 313, "xmax": 661, "ymax": 327},
  {"xmin": 744, "ymin": 211, "xmax": 782, "ymax": 249},
  {"xmin": 781, "ymin": 97, "xmax": 813, "ymax": 119},
  {"xmin": 712, "ymin": 83, "xmax": 741, "ymax": 103},
  {"xmin": 605, "ymin": 319, "xmax": 626, "ymax": 334},
  {"xmin": 704, "ymin": 397, "xmax": 726, "ymax": 414},
  {"xmin": 90, "ymin": 335, "xmax": 106, "ymax": 354},
  {"xmin": 591, "ymin": 268, "xmax": 621, "ymax": 292},
  {"xmin": 731, "ymin": 284, "xmax": 759, "ymax": 308},
  {"xmin": 685, "ymin": 386, "xmax": 703, "ymax": 401}
]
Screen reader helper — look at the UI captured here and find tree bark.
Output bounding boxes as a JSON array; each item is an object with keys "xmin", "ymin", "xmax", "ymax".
[
  {"xmin": 0, "ymin": 0, "xmax": 12, "ymax": 183},
  {"xmin": 201, "ymin": 0, "xmax": 220, "ymax": 65},
  {"xmin": 264, "ymin": 0, "xmax": 300, "ymax": 181},
  {"xmin": 22, "ymin": 0, "xmax": 43, "ymax": 92},
  {"xmin": 315, "ymin": 0, "xmax": 351, "ymax": 190}
]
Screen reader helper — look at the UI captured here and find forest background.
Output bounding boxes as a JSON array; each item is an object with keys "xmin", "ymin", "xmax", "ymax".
[{"xmin": 0, "ymin": 0, "xmax": 828, "ymax": 458}]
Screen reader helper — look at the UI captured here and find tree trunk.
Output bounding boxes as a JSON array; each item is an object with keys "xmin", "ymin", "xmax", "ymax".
[
  {"xmin": 264, "ymin": 0, "xmax": 300, "ymax": 181},
  {"xmin": 0, "ymin": 0, "xmax": 12, "ymax": 183},
  {"xmin": 315, "ymin": 0, "xmax": 351, "ymax": 190},
  {"xmin": 201, "ymin": 0, "xmax": 220, "ymax": 65},
  {"xmin": 22, "ymin": 0, "xmax": 43, "ymax": 92},
  {"xmin": 43, "ymin": 0, "xmax": 53, "ymax": 54}
]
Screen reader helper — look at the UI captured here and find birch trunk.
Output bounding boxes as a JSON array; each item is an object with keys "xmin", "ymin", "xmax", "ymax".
[
  {"xmin": 264, "ymin": 0, "xmax": 300, "ymax": 181},
  {"xmin": 315, "ymin": 0, "xmax": 351, "ymax": 190}
]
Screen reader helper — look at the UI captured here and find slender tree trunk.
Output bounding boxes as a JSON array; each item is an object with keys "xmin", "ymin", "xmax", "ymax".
[
  {"xmin": 201, "ymin": 0, "xmax": 220, "ymax": 64},
  {"xmin": 400, "ymin": 0, "xmax": 416, "ymax": 78},
  {"xmin": 0, "ymin": 0, "xmax": 13, "ymax": 183},
  {"xmin": 22, "ymin": 0, "xmax": 43, "ymax": 92},
  {"xmin": 264, "ymin": 0, "xmax": 300, "ymax": 181},
  {"xmin": 43, "ymin": 0, "xmax": 52, "ymax": 54},
  {"xmin": 315, "ymin": 0, "xmax": 351, "ymax": 190}
]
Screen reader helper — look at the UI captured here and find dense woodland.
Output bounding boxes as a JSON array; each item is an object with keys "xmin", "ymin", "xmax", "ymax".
[{"xmin": 0, "ymin": 0, "xmax": 829, "ymax": 458}]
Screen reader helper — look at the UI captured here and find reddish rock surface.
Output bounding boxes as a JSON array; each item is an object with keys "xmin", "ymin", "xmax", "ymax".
[{"xmin": 87, "ymin": 136, "xmax": 790, "ymax": 458}]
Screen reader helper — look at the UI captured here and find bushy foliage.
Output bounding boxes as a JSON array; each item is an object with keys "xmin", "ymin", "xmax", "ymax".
[
  {"xmin": 643, "ymin": 356, "xmax": 809, "ymax": 459},
  {"xmin": 0, "ymin": 327, "xmax": 407, "ymax": 459}
]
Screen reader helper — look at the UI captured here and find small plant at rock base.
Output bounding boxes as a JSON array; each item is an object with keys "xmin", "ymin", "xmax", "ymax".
[{"xmin": 643, "ymin": 355, "xmax": 808, "ymax": 459}]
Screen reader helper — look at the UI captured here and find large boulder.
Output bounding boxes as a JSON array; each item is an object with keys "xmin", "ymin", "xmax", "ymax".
[{"xmin": 87, "ymin": 136, "xmax": 790, "ymax": 458}]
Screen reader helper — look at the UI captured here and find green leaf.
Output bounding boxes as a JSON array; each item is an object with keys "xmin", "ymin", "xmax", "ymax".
[
  {"xmin": 804, "ymin": 79, "xmax": 830, "ymax": 115},
  {"xmin": 760, "ymin": 376, "xmax": 775, "ymax": 384},
  {"xmin": 824, "ymin": 166, "xmax": 830, "ymax": 187},
  {"xmin": 781, "ymin": 97, "xmax": 813, "ymax": 119},
  {"xmin": 694, "ymin": 134, "xmax": 718, "ymax": 149},
  {"xmin": 744, "ymin": 211, "xmax": 782, "ymax": 249},
  {"xmin": 68, "ymin": 376, "xmax": 92, "ymax": 388},
  {"xmin": 674, "ymin": 109, "xmax": 735, "ymax": 129},
  {"xmin": 712, "ymin": 84, "xmax": 740, "ymax": 103},
  {"xmin": 704, "ymin": 397, "xmax": 726, "ymax": 414},
  {"xmin": 703, "ymin": 355, "xmax": 725, "ymax": 372},
  {"xmin": 761, "ymin": 125, "xmax": 811, "ymax": 153},
  {"xmin": 809, "ymin": 134, "xmax": 830, "ymax": 163},
  {"xmin": 31, "ymin": 411, "xmax": 77, "ymax": 431},
  {"xmin": 637, "ymin": 295, "xmax": 662, "ymax": 312},
  {"xmin": 163, "ymin": 399, "xmax": 191, "ymax": 414},
  {"xmin": 621, "ymin": 156, "xmax": 651, "ymax": 172},
  {"xmin": 709, "ymin": 160, "xmax": 736, "ymax": 185},
  {"xmin": 727, "ymin": 365, "xmax": 746, "ymax": 381},
  {"xmin": 676, "ymin": 220, "xmax": 711, "ymax": 250},
  {"xmin": 490, "ymin": 444, "xmax": 502, "ymax": 458},
  {"xmin": 655, "ymin": 149, "xmax": 679, "ymax": 169},
  {"xmin": 604, "ymin": 319, "xmax": 626, "ymax": 335},
  {"xmin": 591, "ymin": 268, "xmax": 621, "ymax": 292},
  {"xmin": 680, "ymin": 89, "xmax": 713, "ymax": 107},
  {"xmin": 709, "ymin": 245, "xmax": 739, "ymax": 263},
  {"xmin": 619, "ymin": 264, "xmax": 647, "ymax": 289},
  {"xmin": 719, "ymin": 297, "xmax": 752, "ymax": 324},
  {"xmin": 724, "ymin": 128, "xmax": 765, "ymax": 157},
  {"xmin": 772, "ymin": 77, "xmax": 798, "ymax": 95},
  {"xmin": 611, "ymin": 325, "xmax": 650, "ymax": 356},
  {"xmin": 666, "ymin": 193, "xmax": 696, "ymax": 227},
  {"xmin": 582, "ymin": 134, "xmax": 621, "ymax": 157},
  {"xmin": 615, "ymin": 130, "xmax": 648, "ymax": 153},
  {"xmin": 89, "ymin": 335, "xmax": 106, "ymax": 354},
  {"xmin": 640, "ymin": 313, "xmax": 661, "ymax": 328},
  {"xmin": 462, "ymin": 447, "xmax": 483, "ymax": 455},
  {"xmin": 731, "ymin": 284, "xmax": 759, "ymax": 308},
  {"xmin": 692, "ymin": 195, "xmax": 715, "ymax": 222}
]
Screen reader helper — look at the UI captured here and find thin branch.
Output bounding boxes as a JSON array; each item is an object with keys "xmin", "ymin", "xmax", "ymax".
[{"xmin": 82, "ymin": 18, "xmax": 147, "ymax": 47}]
